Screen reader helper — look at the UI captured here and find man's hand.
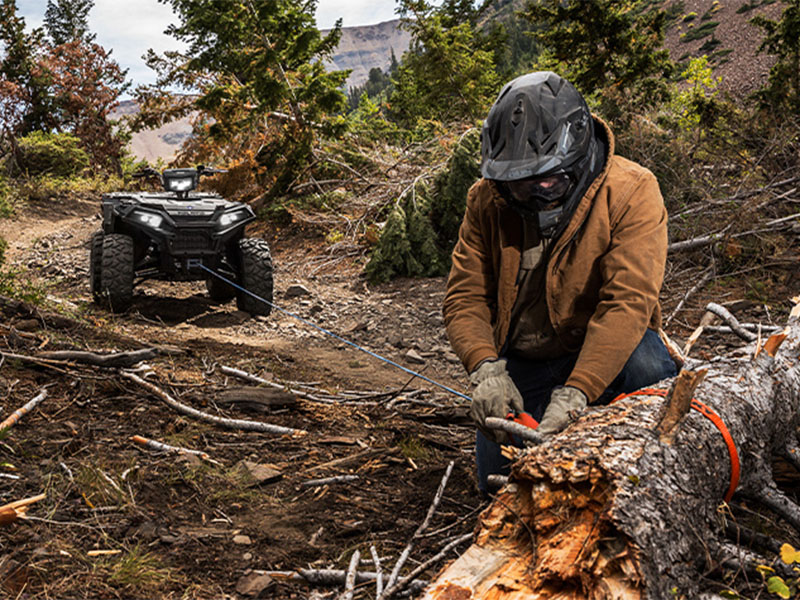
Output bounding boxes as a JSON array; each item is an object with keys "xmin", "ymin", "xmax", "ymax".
[
  {"xmin": 469, "ymin": 359, "xmax": 523, "ymax": 443},
  {"xmin": 537, "ymin": 386, "xmax": 588, "ymax": 436}
]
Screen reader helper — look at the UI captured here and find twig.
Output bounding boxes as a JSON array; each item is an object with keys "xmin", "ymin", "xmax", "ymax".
[
  {"xmin": 0, "ymin": 388, "xmax": 48, "ymax": 431},
  {"xmin": 381, "ymin": 461, "xmax": 455, "ymax": 598},
  {"xmin": 664, "ymin": 268, "xmax": 713, "ymax": 327},
  {"xmin": 37, "ymin": 348, "xmax": 159, "ymax": 368},
  {"xmin": 130, "ymin": 435, "xmax": 222, "ymax": 466},
  {"xmin": 705, "ymin": 303, "xmax": 757, "ymax": 342},
  {"xmin": 261, "ymin": 569, "xmax": 428, "ymax": 593},
  {"xmin": 340, "ymin": 550, "xmax": 360, "ymax": 600},
  {"xmin": 300, "ymin": 475, "xmax": 360, "ymax": 488},
  {"xmin": 219, "ymin": 365, "xmax": 334, "ymax": 403},
  {"xmin": 484, "ymin": 417, "xmax": 543, "ymax": 445},
  {"xmin": 122, "ymin": 372, "xmax": 307, "ymax": 436},
  {"xmin": 384, "ymin": 533, "xmax": 473, "ymax": 598},
  {"xmin": 370, "ymin": 545, "xmax": 383, "ymax": 598}
]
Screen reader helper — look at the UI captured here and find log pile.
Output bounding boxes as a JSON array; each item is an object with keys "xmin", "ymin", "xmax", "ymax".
[{"xmin": 422, "ymin": 301, "xmax": 800, "ymax": 599}]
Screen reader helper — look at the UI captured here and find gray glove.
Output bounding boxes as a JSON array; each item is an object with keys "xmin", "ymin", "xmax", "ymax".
[
  {"xmin": 537, "ymin": 386, "xmax": 588, "ymax": 436},
  {"xmin": 469, "ymin": 359, "xmax": 523, "ymax": 443}
]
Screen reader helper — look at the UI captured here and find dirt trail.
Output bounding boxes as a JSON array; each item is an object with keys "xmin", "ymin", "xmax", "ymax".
[{"xmin": 0, "ymin": 193, "xmax": 479, "ymax": 600}]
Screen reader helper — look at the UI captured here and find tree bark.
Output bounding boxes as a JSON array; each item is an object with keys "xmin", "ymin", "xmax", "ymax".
[{"xmin": 422, "ymin": 306, "xmax": 800, "ymax": 599}]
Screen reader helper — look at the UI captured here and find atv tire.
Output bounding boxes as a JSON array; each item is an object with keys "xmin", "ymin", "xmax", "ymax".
[
  {"xmin": 89, "ymin": 230, "xmax": 104, "ymax": 302},
  {"xmin": 236, "ymin": 238, "xmax": 273, "ymax": 316},
  {"xmin": 99, "ymin": 233, "xmax": 134, "ymax": 312},
  {"xmin": 206, "ymin": 275, "xmax": 236, "ymax": 303}
]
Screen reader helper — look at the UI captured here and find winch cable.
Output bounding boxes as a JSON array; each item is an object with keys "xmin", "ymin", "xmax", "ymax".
[{"xmin": 198, "ymin": 263, "xmax": 473, "ymax": 403}]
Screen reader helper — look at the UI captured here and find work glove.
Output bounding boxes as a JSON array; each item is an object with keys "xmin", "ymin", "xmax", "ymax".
[
  {"xmin": 469, "ymin": 359, "xmax": 524, "ymax": 444},
  {"xmin": 537, "ymin": 386, "xmax": 588, "ymax": 436}
]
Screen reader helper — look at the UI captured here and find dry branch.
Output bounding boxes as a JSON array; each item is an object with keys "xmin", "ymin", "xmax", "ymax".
[
  {"xmin": 422, "ymin": 301, "xmax": 800, "ymax": 599},
  {"xmin": 485, "ymin": 417, "xmax": 543, "ymax": 445},
  {"xmin": 341, "ymin": 549, "xmax": 361, "ymax": 600},
  {"xmin": 0, "ymin": 388, "xmax": 48, "ymax": 431},
  {"xmin": 300, "ymin": 475, "xmax": 360, "ymax": 488},
  {"xmin": 219, "ymin": 365, "xmax": 329, "ymax": 403},
  {"xmin": 37, "ymin": 348, "xmax": 159, "ymax": 368},
  {"xmin": 262, "ymin": 569, "xmax": 428, "ymax": 594},
  {"xmin": 381, "ymin": 461, "xmax": 455, "ymax": 599},
  {"xmin": 0, "ymin": 493, "xmax": 45, "ymax": 527},
  {"xmin": 122, "ymin": 372, "xmax": 307, "ymax": 436},
  {"xmin": 130, "ymin": 435, "xmax": 221, "ymax": 465}
]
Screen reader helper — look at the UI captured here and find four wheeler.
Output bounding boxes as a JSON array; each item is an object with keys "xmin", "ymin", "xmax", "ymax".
[{"xmin": 90, "ymin": 166, "xmax": 273, "ymax": 315}]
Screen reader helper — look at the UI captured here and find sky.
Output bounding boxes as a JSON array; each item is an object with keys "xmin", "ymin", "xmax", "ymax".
[{"xmin": 17, "ymin": 0, "xmax": 399, "ymax": 92}]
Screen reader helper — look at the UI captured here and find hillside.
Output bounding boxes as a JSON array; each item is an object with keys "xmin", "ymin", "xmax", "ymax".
[{"xmin": 323, "ymin": 19, "xmax": 411, "ymax": 89}]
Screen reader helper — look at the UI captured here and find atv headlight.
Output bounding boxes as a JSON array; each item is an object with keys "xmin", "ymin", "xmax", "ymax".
[
  {"xmin": 219, "ymin": 210, "xmax": 248, "ymax": 227},
  {"xmin": 135, "ymin": 212, "xmax": 164, "ymax": 229},
  {"xmin": 165, "ymin": 177, "xmax": 195, "ymax": 192}
]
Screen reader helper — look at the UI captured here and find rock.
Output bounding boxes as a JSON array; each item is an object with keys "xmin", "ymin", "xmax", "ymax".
[
  {"xmin": 285, "ymin": 284, "xmax": 311, "ymax": 298},
  {"xmin": 233, "ymin": 534, "xmax": 252, "ymax": 545},
  {"xmin": 237, "ymin": 460, "xmax": 283, "ymax": 485},
  {"xmin": 235, "ymin": 571, "xmax": 274, "ymax": 597},
  {"xmin": 405, "ymin": 349, "xmax": 426, "ymax": 364}
]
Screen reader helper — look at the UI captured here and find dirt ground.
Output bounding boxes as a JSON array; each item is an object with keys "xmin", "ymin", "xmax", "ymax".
[{"xmin": 0, "ymin": 191, "xmax": 797, "ymax": 599}]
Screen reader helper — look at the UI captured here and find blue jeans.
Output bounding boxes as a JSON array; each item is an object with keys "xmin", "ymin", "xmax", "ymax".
[{"xmin": 476, "ymin": 328, "xmax": 677, "ymax": 495}]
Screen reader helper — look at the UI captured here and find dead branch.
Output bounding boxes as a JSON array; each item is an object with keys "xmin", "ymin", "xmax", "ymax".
[
  {"xmin": 341, "ymin": 549, "xmax": 361, "ymax": 600},
  {"xmin": 370, "ymin": 545, "xmax": 384, "ymax": 598},
  {"xmin": 705, "ymin": 303, "xmax": 757, "ymax": 342},
  {"xmin": 0, "ymin": 388, "xmax": 48, "ymax": 431},
  {"xmin": 300, "ymin": 475, "xmax": 360, "ymax": 488},
  {"xmin": 130, "ymin": 434, "xmax": 221, "ymax": 465},
  {"xmin": 0, "ymin": 493, "xmax": 46, "ymax": 527},
  {"xmin": 262, "ymin": 569, "xmax": 428, "ymax": 594},
  {"xmin": 37, "ymin": 348, "xmax": 159, "ymax": 368},
  {"xmin": 664, "ymin": 268, "xmax": 713, "ymax": 327},
  {"xmin": 219, "ymin": 365, "xmax": 332, "ymax": 403},
  {"xmin": 484, "ymin": 417, "xmax": 543, "ymax": 445},
  {"xmin": 122, "ymin": 372, "xmax": 307, "ymax": 436},
  {"xmin": 656, "ymin": 369, "xmax": 707, "ymax": 444},
  {"xmin": 381, "ymin": 461, "xmax": 455, "ymax": 599}
]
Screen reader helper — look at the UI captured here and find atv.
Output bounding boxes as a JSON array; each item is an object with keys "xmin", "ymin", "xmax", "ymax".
[{"xmin": 90, "ymin": 166, "xmax": 273, "ymax": 315}]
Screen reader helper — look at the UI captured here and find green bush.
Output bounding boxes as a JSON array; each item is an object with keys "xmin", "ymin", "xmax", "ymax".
[
  {"xmin": 14, "ymin": 132, "xmax": 90, "ymax": 178},
  {"xmin": 365, "ymin": 129, "xmax": 480, "ymax": 283},
  {"xmin": 0, "ymin": 176, "xmax": 13, "ymax": 218},
  {"xmin": 0, "ymin": 236, "xmax": 6, "ymax": 266}
]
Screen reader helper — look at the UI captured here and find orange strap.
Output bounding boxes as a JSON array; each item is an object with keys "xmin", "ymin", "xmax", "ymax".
[{"xmin": 612, "ymin": 388, "xmax": 740, "ymax": 502}]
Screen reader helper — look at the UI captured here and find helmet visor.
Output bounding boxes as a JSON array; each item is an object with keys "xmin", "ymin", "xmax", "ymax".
[{"xmin": 506, "ymin": 172, "xmax": 572, "ymax": 207}]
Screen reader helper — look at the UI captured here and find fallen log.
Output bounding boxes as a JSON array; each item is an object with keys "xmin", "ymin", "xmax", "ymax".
[{"xmin": 422, "ymin": 300, "xmax": 800, "ymax": 599}]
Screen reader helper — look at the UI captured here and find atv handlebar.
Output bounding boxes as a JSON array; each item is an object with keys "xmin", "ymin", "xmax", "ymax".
[
  {"xmin": 132, "ymin": 167, "xmax": 161, "ymax": 179},
  {"xmin": 197, "ymin": 165, "xmax": 228, "ymax": 176}
]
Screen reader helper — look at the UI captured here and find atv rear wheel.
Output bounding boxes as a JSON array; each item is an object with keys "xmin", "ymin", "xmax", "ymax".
[
  {"xmin": 100, "ymin": 233, "xmax": 134, "ymax": 312},
  {"xmin": 89, "ymin": 230, "xmax": 104, "ymax": 302},
  {"xmin": 236, "ymin": 238, "xmax": 273, "ymax": 316},
  {"xmin": 206, "ymin": 275, "xmax": 236, "ymax": 302}
]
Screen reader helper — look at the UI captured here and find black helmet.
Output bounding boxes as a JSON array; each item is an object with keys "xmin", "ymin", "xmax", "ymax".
[{"xmin": 480, "ymin": 71, "xmax": 601, "ymax": 238}]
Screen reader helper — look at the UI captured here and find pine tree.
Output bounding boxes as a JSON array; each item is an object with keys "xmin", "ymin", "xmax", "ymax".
[
  {"xmin": 136, "ymin": 0, "xmax": 349, "ymax": 196},
  {"xmin": 521, "ymin": 0, "xmax": 674, "ymax": 118},
  {"xmin": 44, "ymin": 0, "xmax": 94, "ymax": 45},
  {"xmin": 388, "ymin": 0, "xmax": 501, "ymax": 129},
  {"xmin": 751, "ymin": 0, "xmax": 800, "ymax": 113}
]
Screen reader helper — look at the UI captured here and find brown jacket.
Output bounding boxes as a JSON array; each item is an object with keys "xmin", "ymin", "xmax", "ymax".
[{"xmin": 443, "ymin": 120, "xmax": 667, "ymax": 402}]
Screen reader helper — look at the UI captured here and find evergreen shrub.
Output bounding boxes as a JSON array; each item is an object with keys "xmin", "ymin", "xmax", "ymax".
[
  {"xmin": 14, "ymin": 132, "xmax": 89, "ymax": 178},
  {"xmin": 365, "ymin": 129, "xmax": 480, "ymax": 283}
]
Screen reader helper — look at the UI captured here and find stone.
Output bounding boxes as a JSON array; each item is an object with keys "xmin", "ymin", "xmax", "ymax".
[
  {"xmin": 285, "ymin": 284, "xmax": 311, "ymax": 298},
  {"xmin": 235, "ymin": 572, "xmax": 274, "ymax": 597},
  {"xmin": 233, "ymin": 534, "xmax": 252, "ymax": 545},
  {"xmin": 405, "ymin": 349, "xmax": 426, "ymax": 364}
]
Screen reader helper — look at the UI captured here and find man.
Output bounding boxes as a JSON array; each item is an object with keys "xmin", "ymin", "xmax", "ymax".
[{"xmin": 442, "ymin": 71, "xmax": 677, "ymax": 495}]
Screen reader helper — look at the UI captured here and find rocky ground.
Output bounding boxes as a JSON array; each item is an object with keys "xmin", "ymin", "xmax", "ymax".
[{"xmin": 0, "ymin": 188, "xmax": 796, "ymax": 599}]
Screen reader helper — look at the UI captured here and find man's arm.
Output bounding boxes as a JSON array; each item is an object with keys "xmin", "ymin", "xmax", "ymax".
[
  {"xmin": 565, "ymin": 170, "xmax": 668, "ymax": 402},
  {"xmin": 443, "ymin": 183, "xmax": 499, "ymax": 373}
]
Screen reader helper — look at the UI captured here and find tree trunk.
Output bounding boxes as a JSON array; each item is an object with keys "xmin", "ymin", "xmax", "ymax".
[{"xmin": 422, "ymin": 305, "xmax": 800, "ymax": 599}]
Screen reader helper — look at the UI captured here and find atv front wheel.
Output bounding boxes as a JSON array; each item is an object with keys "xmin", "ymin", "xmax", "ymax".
[
  {"xmin": 236, "ymin": 238, "xmax": 273, "ymax": 316},
  {"xmin": 89, "ymin": 230, "xmax": 104, "ymax": 302},
  {"xmin": 100, "ymin": 233, "xmax": 134, "ymax": 312}
]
